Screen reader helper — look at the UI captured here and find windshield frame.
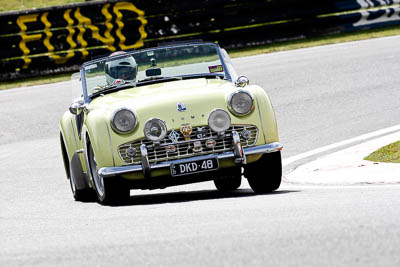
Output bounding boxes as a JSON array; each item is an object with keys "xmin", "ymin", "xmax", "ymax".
[{"xmin": 80, "ymin": 42, "xmax": 233, "ymax": 103}]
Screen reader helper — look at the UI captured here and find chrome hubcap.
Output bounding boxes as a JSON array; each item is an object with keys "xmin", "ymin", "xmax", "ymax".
[
  {"xmin": 90, "ymin": 147, "xmax": 105, "ymax": 197},
  {"xmin": 69, "ymin": 165, "xmax": 76, "ymax": 194}
]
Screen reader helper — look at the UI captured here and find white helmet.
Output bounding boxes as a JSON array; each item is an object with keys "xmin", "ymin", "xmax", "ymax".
[{"xmin": 105, "ymin": 51, "xmax": 138, "ymax": 84}]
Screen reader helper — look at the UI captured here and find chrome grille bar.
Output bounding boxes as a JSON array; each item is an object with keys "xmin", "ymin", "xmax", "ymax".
[{"xmin": 118, "ymin": 125, "xmax": 258, "ymax": 165}]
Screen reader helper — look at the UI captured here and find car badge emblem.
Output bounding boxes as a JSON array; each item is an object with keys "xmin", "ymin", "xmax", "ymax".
[
  {"xmin": 177, "ymin": 102, "xmax": 187, "ymax": 112},
  {"xmin": 168, "ymin": 130, "xmax": 180, "ymax": 143},
  {"xmin": 205, "ymin": 139, "xmax": 216, "ymax": 148},
  {"xmin": 193, "ymin": 141, "xmax": 203, "ymax": 153},
  {"xmin": 180, "ymin": 123, "xmax": 193, "ymax": 141},
  {"xmin": 196, "ymin": 127, "xmax": 207, "ymax": 139},
  {"xmin": 166, "ymin": 144, "xmax": 177, "ymax": 153}
]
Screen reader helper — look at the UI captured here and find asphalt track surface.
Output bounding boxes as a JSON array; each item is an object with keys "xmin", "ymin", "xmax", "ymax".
[{"xmin": 1, "ymin": 36, "xmax": 400, "ymax": 266}]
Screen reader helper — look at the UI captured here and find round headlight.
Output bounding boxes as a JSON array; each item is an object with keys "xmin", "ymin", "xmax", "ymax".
[
  {"xmin": 111, "ymin": 108, "xmax": 137, "ymax": 134},
  {"xmin": 228, "ymin": 91, "xmax": 254, "ymax": 116},
  {"xmin": 208, "ymin": 109, "xmax": 231, "ymax": 133},
  {"xmin": 144, "ymin": 118, "xmax": 167, "ymax": 141}
]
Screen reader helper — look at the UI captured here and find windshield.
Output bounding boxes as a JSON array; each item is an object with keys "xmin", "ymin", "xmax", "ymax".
[{"xmin": 82, "ymin": 43, "xmax": 229, "ymax": 97}]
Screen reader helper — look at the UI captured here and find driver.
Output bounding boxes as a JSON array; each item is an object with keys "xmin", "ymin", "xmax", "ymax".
[{"xmin": 104, "ymin": 51, "xmax": 138, "ymax": 84}]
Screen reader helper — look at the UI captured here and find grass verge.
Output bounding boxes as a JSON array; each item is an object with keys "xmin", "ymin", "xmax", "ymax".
[
  {"xmin": 228, "ymin": 25, "xmax": 400, "ymax": 58},
  {"xmin": 364, "ymin": 141, "xmax": 400, "ymax": 163},
  {"xmin": 0, "ymin": 0, "xmax": 84, "ymax": 12},
  {"xmin": 1, "ymin": 25, "xmax": 399, "ymax": 90},
  {"xmin": 0, "ymin": 73, "xmax": 74, "ymax": 90}
]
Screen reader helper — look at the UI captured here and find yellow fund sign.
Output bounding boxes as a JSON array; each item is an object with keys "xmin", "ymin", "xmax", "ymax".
[{"xmin": 15, "ymin": 2, "xmax": 147, "ymax": 69}]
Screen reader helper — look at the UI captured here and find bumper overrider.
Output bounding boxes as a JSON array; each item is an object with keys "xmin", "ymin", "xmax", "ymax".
[{"xmin": 98, "ymin": 131, "xmax": 283, "ymax": 178}]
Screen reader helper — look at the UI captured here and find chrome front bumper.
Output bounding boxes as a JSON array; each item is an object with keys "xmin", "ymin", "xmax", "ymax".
[{"xmin": 98, "ymin": 141, "xmax": 282, "ymax": 178}]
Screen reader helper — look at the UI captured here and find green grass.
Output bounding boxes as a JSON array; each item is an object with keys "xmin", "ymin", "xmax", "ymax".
[
  {"xmin": 364, "ymin": 141, "xmax": 400, "ymax": 163},
  {"xmin": 228, "ymin": 25, "xmax": 400, "ymax": 58},
  {"xmin": 1, "ymin": 25, "xmax": 399, "ymax": 90},
  {"xmin": 0, "ymin": 73, "xmax": 74, "ymax": 89},
  {"xmin": 0, "ymin": 0, "xmax": 84, "ymax": 12}
]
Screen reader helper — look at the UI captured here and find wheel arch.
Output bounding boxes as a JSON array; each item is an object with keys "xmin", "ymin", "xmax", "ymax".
[
  {"xmin": 60, "ymin": 132, "xmax": 71, "ymax": 180},
  {"xmin": 60, "ymin": 111, "xmax": 91, "ymax": 189},
  {"xmin": 83, "ymin": 110, "xmax": 115, "ymax": 168},
  {"xmin": 251, "ymin": 85, "xmax": 279, "ymax": 144}
]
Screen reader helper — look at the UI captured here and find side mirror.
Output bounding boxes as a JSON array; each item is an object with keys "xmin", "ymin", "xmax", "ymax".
[
  {"xmin": 235, "ymin": 76, "xmax": 249, "ymax": 87},
  {"xmin": 69, "ymin": 99, "xmax": 85, "ymax": 115}
]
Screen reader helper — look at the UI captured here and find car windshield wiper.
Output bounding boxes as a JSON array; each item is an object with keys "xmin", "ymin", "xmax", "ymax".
[
  {"xmin": 181, "ymin": 73, "xmax": 225, "ymax": 80},
  {"xmin": 136, "ymin": 74, "xmax": 224, "ymax": 85},
  {"xmin": 90, "ymin": 82, "xmax": 137, "ymax": 98},
  {"xmin": 137, "ymin": 76, "xmax": 183, "ymax": 84}
]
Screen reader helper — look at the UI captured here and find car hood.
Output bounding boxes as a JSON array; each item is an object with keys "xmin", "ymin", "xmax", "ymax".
[{"xmin": 89, "ymin": 78, "xmax": 240, "ymax": 131}]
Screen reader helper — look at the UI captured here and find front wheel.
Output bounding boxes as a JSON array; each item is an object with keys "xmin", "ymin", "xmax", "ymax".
[
  {"xmin": 69, "ymin": 165, "xmax": 96, "ymax": 202},
  {"xmin": 214, "ymin": 167, "xmax": 242, "ymax": 192},
  {"xmin": 88, "ymin": 143, "xmax": 130, "ymax": 205},
  {"xmin": 244, "ymin": 151, "xmax": 282, "ymax": 193}
]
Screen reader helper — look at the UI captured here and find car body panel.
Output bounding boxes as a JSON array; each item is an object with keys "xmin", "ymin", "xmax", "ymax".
[
  {"xmin": 61, "ymin": 79, "xmax": 279, "ymax": 177},
  {"xmin": 94, "ymin": 80, "xmax": 273, "ymax": 157},
  {"xmin": 252, "ymin": 85, "xmax": 279, "ymax": 143},
  {"xmin": 60, "ymin": 112, "xmax": 80, "ymax": 163}
]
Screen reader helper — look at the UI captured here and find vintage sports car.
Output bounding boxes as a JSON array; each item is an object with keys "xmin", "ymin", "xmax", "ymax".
[{"xmin": 60, "ymin": 41, "xmax": 283, "ymax": 204}]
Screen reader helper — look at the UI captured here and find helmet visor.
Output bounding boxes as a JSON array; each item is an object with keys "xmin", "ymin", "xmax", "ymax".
[{"xmin": 110, "ymin": 66, "xmax": 135, "ymax": 81}]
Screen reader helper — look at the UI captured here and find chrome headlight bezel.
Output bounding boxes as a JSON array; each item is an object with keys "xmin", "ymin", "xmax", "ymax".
[
  {"xmin": 208, "ymin": 108, "xmax": 231, "ymax": 133},
  {"xmin": 110, "ymin": 108, "xmax": 138, "ymax": 134},
  {"xmin": 143, "ymin": 118, "xmax": 168, "ymax": 142},
  {"xmin": 228, "ymin": 90, "xmax": 255, "ymax": 116}
]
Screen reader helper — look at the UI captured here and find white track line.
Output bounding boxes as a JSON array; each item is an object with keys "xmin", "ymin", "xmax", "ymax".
[{"xmin": 282, "ymin": 124, "xmax": 400, "ymax": 166}]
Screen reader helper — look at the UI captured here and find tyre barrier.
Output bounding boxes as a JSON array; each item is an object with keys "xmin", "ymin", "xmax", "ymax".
[{"xmin": 0, "ymin": 0, "xmax": 399, "ymax": 81}]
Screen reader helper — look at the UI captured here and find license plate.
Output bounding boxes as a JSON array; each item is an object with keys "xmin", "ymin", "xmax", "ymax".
[{"xmin": 171, "ymin": 157, "xmax": 219, "ymax": 177}]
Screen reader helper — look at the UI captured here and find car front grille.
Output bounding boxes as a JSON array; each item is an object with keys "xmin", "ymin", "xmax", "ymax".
[{"xmin": 118, "ymin": 125, "xmax": 258, "ymax": 165}]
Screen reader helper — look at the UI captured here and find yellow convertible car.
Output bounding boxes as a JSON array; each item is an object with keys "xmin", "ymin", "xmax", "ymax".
[{"xmin": 60, "ymin": 41, "xmax": 282, "ymax": 204}]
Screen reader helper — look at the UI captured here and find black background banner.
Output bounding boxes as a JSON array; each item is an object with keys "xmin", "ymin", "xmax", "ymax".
[{"xmin": 0, "ymin": 0, "xmax": 399, "ymax": 81}]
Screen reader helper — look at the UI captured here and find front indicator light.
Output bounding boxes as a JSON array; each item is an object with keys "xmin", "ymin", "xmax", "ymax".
[{"xmin": 126, "ymin": 147, "xmax": 137, "ymax": 158}]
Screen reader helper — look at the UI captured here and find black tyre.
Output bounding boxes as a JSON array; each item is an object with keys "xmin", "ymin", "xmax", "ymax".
[
  {"xmin": 88, "ymin": 143, "xmax": 130, "ymax": 205},
  {"xmin": 69, "ymin": 165, "xmax": 96, "ymax": 202},
  {"xmin": 244, "ymin": 151, "xmax": 282, "ymax": 193},
  {"xmin": 214, "ymin": 167, "xmax": 242, "ymax": 192}
]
